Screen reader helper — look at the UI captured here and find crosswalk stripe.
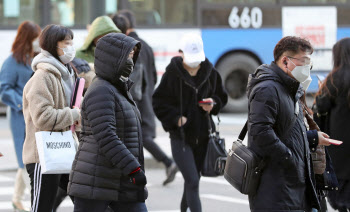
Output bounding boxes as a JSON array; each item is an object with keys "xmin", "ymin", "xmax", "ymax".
[
  {"xmin": 0, "ymin": 198, "xmax": 73, "ymax": 210},
  {"xmin": 201, "ymin": 177, "xmax": 230, "ymax": 185},
  {"xmin": 201, "ymin": 194, "xmax": 249, "ymax": 205},
  {"xmin": 176, "ymin": 173, "xmax": 229, "ymax": 186},
  {"xmin": 0, "ymin": 175, "xmax": 13, "ymax": 182}
]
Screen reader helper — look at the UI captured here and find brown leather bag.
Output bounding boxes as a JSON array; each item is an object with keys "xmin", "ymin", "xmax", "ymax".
[{"xmin": 303, "ymin": 104, "xmax": 326, "ymax": 175}]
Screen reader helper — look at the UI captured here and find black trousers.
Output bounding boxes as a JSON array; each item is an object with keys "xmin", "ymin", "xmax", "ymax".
[
  {"xmin": 26, "ymin": 163, "xmax": 69, "ymax": 212},
  {"xmin": 170, "ymin": 136, "xmax": 207, "ymax": 212}
]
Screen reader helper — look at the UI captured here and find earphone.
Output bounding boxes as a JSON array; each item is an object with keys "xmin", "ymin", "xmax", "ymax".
[{"xmin": 284, "ymin": 61, "xmax": 287, "ymax": 65}]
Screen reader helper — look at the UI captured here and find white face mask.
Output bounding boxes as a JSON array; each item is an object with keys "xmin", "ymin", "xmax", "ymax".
[
  {"xmin": 186, "ymin": 61, "xmax": 201, "ymax": 68},
  {"xmin": 58, "ymin": 45, "xmax": 76, "ymax": 64},
  {"xmin": 288, "ymin": 58, "xmax": 311, "ymax": 83},
  {"xmin": 301, "ymin": 75, "xmax": 312, "ymax": 91},
  {"xmin": 184, "ymin": 57, "xmax": 201, "ymax": 68},
  {"xmin": 32, "ymin": 38, "xmax": 41, "ymax": 53}
]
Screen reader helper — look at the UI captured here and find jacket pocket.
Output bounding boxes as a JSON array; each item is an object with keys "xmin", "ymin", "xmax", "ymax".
[{"xmin": 280, "ymin": 155, "xmax": 306, "ymax": 185}]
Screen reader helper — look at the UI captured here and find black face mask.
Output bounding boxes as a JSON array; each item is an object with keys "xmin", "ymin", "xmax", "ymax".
[{"xmin": 119, "ymin": 58, "xmax": 134, "ymax": 79}]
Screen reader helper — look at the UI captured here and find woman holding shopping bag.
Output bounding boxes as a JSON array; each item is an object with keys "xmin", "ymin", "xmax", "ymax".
[
  {"xmin": 0, "ymin": 21, "xmax": 41, "ymax": 212},
  {"xmin": 22, "ymin": 24, "xmax": 80, "ymax": 212},
  {"xmin": 153, "ymin": 33, "xmax": 227, "ymax": 212}
]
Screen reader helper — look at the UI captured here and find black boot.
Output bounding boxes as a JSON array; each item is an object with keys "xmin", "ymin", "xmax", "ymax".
[{"xmin": 163, "ymin": 162, "xmax": 179, "ymax": 186}]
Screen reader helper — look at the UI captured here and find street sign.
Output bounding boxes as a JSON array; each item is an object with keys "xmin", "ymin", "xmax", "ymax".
[{"xmin": 282, "ymin": 7, "xmax": 337, "ymax": 71}]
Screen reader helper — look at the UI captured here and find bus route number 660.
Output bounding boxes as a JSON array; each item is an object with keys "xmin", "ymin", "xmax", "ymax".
[{"xmin": 228, "ymin": 7, "xmax": 263, "ymax": 29}]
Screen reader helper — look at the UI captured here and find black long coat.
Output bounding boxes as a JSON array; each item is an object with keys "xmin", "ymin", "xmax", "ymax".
[
  {"xmin": 152, "ymin": 56, "xmax": 227, "ymax": 146},
  {"xmin": 316, "ymin": 70, "xmax": 350, "ymax": 180},
  {"xmin": 68, "ymin": 33, "xmax": 148, "ymax": 202},
  {"xmin": 128, "ymin": 31, "xmax": 157, "ymax": 140},
  {"xmin": 247, "ymin": 62, "xmax": 320, "ymax": 211}
]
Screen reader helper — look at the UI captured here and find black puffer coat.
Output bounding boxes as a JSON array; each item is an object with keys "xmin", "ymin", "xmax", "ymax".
[
  {"xmin": 153, "ymin": 56, "xmax": 227, "ymax": 146},
  {"xmin": 247, "ymin": 62, "xmax": 320, "ymax": 211},
  {"xmin": 68, "ymin": 33, "xmax": 148, "ymax": 202}
]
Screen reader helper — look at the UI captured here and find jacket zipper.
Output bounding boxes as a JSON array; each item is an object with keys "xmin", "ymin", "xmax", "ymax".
[{"xmin": 182, "ymin": 80, "xmax": 207, "ymax": 146}]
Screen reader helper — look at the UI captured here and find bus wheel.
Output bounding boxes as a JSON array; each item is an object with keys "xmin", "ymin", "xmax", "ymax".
[{"xmin": 216, "ymin": 53, "xmax": 260, "ymax": 113}]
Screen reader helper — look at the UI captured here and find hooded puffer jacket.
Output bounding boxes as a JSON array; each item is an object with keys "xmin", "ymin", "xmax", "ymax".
[
  {"xmin": 247, "ymin": 62, "xmax": 320, "ymax": 211},
  {"xmin": 75, "ymin": 16, "xmax": 120, "ymax": 63},
  {"xmin": 67, "ymin": 33, "xmax": 147, "ymax": 202}
]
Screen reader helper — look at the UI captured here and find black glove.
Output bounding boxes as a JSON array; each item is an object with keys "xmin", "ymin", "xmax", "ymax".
[{"xmin": 129, "ymin": 168, "xmax": 147, "ymax": 185}]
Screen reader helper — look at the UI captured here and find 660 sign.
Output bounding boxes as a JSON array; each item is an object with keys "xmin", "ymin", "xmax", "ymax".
[{"xmin": 228, "ymin": 7, "xmax": 263, "ymax": 29}]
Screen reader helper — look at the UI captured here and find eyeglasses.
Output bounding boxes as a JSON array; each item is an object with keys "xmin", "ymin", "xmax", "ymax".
[{"xmin": 287, "ymin": 56, "xmax": 313, "ymax": 70}]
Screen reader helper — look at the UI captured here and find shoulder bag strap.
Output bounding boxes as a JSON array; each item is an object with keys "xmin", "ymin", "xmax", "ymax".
[{"xmin": 238, "ymin": 121, "xmax": 248, "ymax": 141}]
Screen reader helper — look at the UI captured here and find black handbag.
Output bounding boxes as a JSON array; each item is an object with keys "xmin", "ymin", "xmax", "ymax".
[
  {"xmin": 224, "ymin": 121, "xmax": 265, "ymax": 195},
  {"xmin": 202, "ymin": 115, "xmax": 227, "ymax": 177}
]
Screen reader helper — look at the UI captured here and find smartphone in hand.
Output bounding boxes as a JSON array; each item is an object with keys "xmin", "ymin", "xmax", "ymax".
[
  {"xmin": 198, "ymin": 99, "xmax": 215, "ymax": 105},
  {"xmin": 328, "ymin": 139, "xmax": 343, "ymax": 145}
]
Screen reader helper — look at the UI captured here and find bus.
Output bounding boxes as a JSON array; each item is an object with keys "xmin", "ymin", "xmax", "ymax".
[{"xmin": 0, "ymin": 0, "xmax": 349, "ymax": 112}]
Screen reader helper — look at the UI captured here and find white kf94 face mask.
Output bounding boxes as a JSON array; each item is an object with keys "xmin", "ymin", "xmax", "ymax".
[
  {"xmin": 58, "ymin": 45, "xmax": 76, "ymax": 64},
  {"xmin": 288, "ymin": 57, "xmax": 312, "ymax": 85},
  {"xmin": 301, "ymin": 75, "xmax": 312, "ymax": 91}
]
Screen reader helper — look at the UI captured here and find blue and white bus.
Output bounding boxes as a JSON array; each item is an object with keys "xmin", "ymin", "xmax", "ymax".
[{"xmin": 0, "ymin": 0, "xmax": 349, "ymax": 112}]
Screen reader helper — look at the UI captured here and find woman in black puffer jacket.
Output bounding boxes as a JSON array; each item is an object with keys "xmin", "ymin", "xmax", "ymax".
[
  {"xmin": 153, "ymin": 33, "xmax": 227, "ymax": 212},
  {"xmin": 68, "ymin": 33, "xmax": 147, "ymax": 212}
]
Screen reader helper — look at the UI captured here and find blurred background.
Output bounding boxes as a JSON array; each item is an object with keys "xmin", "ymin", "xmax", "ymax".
[
  {"xmin": 0, "ymin": 0, "xmax": 348, "ymax": 113},
  {"xmin": 0, "ymin": 1, "xmax": 347, "ymax": 211}
]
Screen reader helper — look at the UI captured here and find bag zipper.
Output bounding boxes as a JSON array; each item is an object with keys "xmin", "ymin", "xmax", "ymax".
[{"xmin": 231, "ymin": 150, "xmax": 248, "ymax": 178}]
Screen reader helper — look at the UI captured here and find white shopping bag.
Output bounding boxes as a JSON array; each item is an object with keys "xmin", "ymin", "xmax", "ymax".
[{"xmin": 35, "ymin": 130, "xmax": 76, "ymax": 174}]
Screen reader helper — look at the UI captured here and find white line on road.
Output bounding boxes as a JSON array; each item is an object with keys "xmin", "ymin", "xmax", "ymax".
[
  {"xmin": 149, "ymin": 211, "xmax": 180, "ymax": 212},
  {"xmin": 0, "ymin": 199, "xmax": 72, "ymax": 210},
  {"xmin": 0, "ymin": 175, "xmax": 13, "ymax": 182},
  {"xmin": 201, "ymin": 194, "xmax": 249, "ymax": 205},
  {"xmin": 176, "ymin": 173, "xmax": 230, "ymax": 186},
  {"xmin": 201, "ymin": 177, "xmax": 230, "ymax": 185},
  {"xmin": 0, "ymin": 187, "xmax": 29, "ymax": 195}
]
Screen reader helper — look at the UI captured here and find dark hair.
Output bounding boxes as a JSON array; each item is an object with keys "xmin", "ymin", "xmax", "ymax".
[
  {"xmin": 12, "ymin": 21, "xmax": 41, "ymax": 64},
  {"xmin": 273, "ymin": 36, "xmax": 313, "ymax": 62},
  {"xmin": 112, "ymin": 14, "xmax": 130, "ymax": 34},
  {"xmin": 39, "ymin": 24, "xmax": 74, "ymax": 61},
  {"xmin": 118, "ymin": 10, "xmax": 136, "ymax": 28},
  {"xmin": 316, "ymin": 38, "xmax": 350, "ymax": 103}
]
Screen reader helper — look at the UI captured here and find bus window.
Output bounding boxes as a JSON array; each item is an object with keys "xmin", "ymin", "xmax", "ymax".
[
  {"xmin": 284, "ymin": 0, "xmax": 348, "ymax": 3},
  {"xmin": 202, "ymin": 0, "xmax": 276, "ymax": 3},
  {"xmin": 0, "ymin": 0, "xmax": 41, "ymax": 27},
  {"xmin": 50, "ymin": 0, "xmax": 98, "ymax": 27},
  {"xmin": 127, "ymin": 0, "xmax": 196, "ymax": 27}
]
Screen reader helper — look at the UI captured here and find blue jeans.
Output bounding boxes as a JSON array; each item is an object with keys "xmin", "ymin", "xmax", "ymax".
[{"xmin": 73, "ymin": 197, "xmax": 148, "ymax": 212}]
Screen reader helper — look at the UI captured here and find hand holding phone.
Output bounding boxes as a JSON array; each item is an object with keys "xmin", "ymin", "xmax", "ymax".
[
  {"xmin": 198, "ymin": 99, "xmax": 215, "ymax": 105},
  {"xmin": 199, "ymin": 98, "xmax": 215, "ymax": 112},
  {"xmin": 328, "ymin": 139, "xmax": 343, "ymax": 146}
]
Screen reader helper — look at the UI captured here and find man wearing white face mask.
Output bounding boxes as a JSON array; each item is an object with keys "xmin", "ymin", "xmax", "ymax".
[{"xmin": 246, "ymin": 36, "xmax": 331, "ymax": 212}]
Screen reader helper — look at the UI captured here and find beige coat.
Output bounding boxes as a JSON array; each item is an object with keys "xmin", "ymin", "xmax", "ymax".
[{"xmin": 22, "ymin": 63, "xmax": 80, "ymax": 164}]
